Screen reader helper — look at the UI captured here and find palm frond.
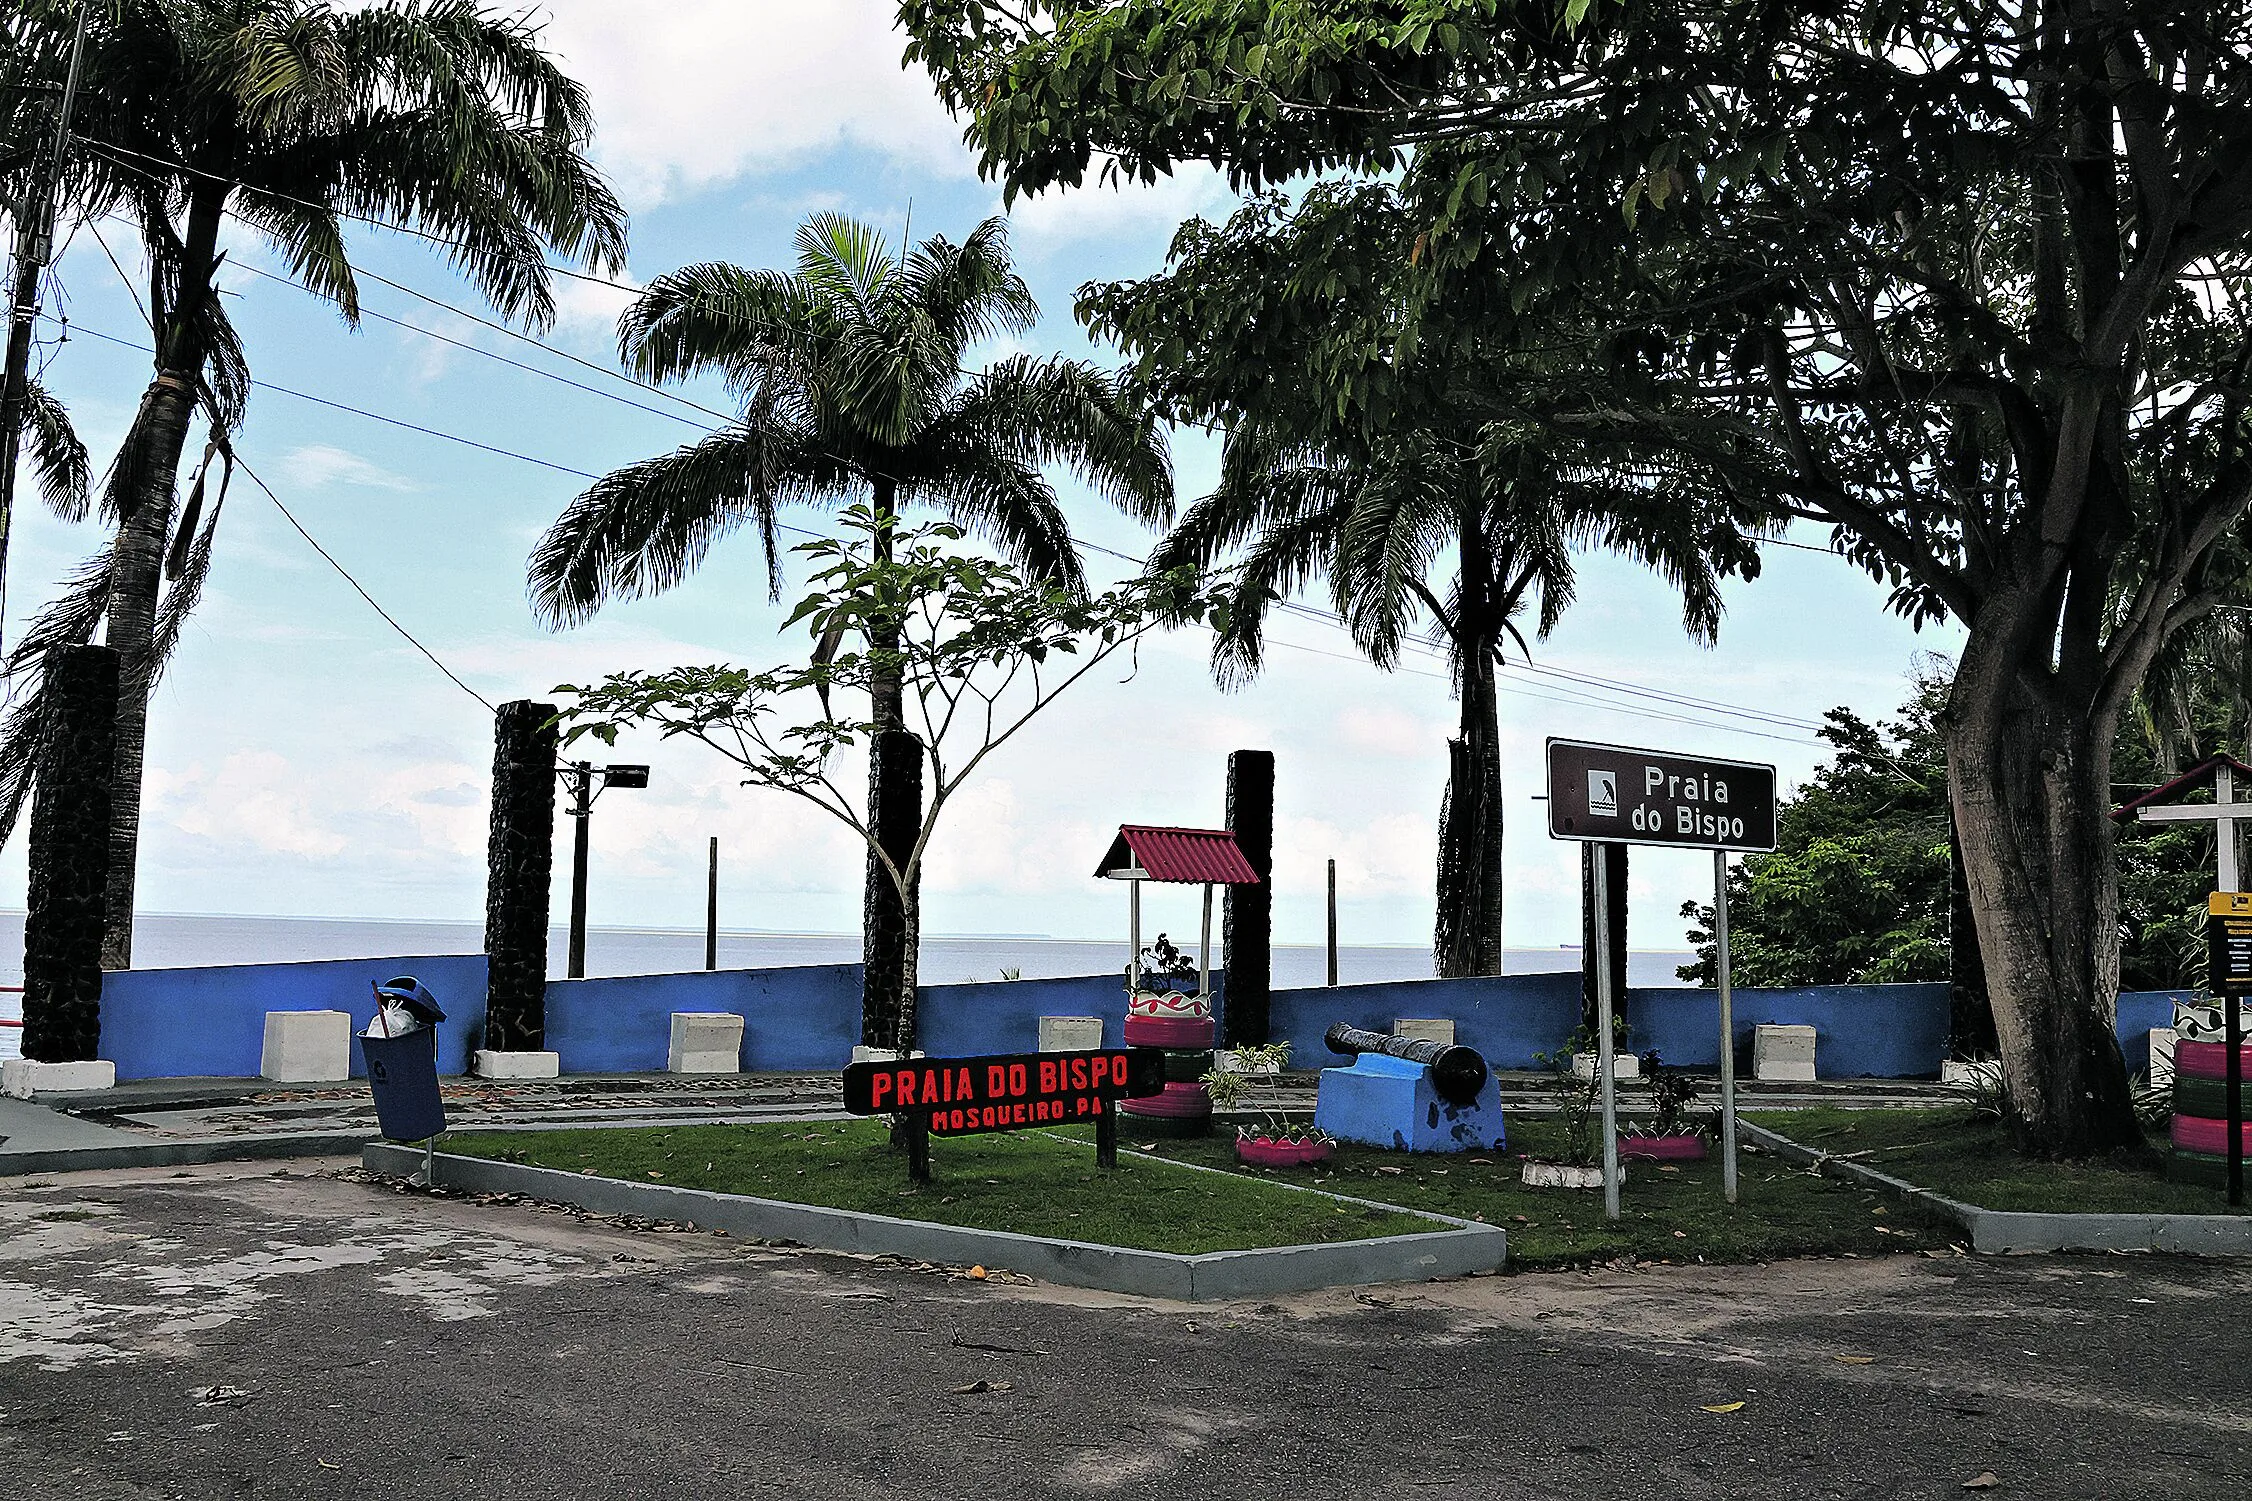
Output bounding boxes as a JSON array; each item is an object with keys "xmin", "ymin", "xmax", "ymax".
[
  {"xmin": 21, "ymin": 379, "xmax": 90, "ymax": 521},
  {"xmin": 939, "ymin": 355, "xmax": 1174, "ymax": 532}
]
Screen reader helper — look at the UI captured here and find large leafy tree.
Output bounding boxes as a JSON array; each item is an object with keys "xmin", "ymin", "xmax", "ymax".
[
  {"xmin": 0, "ymin": 0, "xmax": 627, "ymax": 967},
  {"xmin": 529, "ymin": 212, "xmax": 1172, "ymax": 1047},
  {"xmin": 903, "ymin": 0, "xmax": 2252, "ymax": 1156},
  {"xmin": 1121, "ymin": 187, "xmax": 1755, "ymax": 977}
]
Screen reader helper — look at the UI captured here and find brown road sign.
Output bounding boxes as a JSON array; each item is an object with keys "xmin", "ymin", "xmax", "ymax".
[{"xmin": 1546, "ymin": 738, "xmax": 1778, "ymax": 852}]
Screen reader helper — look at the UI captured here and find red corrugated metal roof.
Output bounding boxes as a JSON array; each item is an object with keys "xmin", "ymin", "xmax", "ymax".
[
  {"xmin": 1094, "ymin": 825, "xmax": 1261, "ymax": 885},
  {"xmin": 2112, "ymin": 753, "xmax": 2252, "ymax": 820}
]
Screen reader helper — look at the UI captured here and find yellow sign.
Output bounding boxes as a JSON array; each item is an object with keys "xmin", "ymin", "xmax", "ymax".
[{"xmin": 2212, "ymin": 892, "xmax": 2252, "ymax": 917}]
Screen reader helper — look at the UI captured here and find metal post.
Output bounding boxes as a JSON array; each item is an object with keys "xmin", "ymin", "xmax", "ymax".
[
  {"xmin": 1096, "ymin": 1098, "xmax": 1118, "ymax": 1169},
  {"xmin": 1326, "ymin": 858, "xmax": 1339, "ymax": 986},
  {"xmin": 566, "ymin": 762, "xmax": 591, "ymax": 980},
  {"xmin": 1593, "ymin": 842, "xmax": 1622, "ymax": 1221},
  {"xmin": 1715, "ymin": 848, "xmax": 1739, "ymax": 1205},
  {"xmin": 2223, "ymin": 766, "xmax": 2240, "ymax": 893},
  {"xmin": 1197, "ymin": 880, "xmax": 1214, "ymax": 1009},
  {"xmin": 1128, "ymin": 879, "xmax": 1142, "ymax": 991},
  {"xmin": 705, "ymin": 836, "xmax": 719, "ymax": 972},
  {"xmin": 2230, "ymin": 985, "xmax": 2244, "ymax": 1208}
]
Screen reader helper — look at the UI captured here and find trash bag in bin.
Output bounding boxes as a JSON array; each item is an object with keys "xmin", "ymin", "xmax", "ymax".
[{"xmin": 362, "ymin": 977, "xmax": 447, "ymax": 1143}]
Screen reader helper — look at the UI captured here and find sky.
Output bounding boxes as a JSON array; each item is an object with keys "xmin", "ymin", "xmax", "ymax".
[{"xmin": 0, "ymin": 1, "xmax": 1964, "ymax": 957}]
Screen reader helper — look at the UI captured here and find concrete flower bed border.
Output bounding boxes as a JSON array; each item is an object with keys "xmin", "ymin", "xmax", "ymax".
[
  {"xmin": 1738, "ymin": 1119, "xmax": 2252, "ymax": 1255},
  {"xmin": 361, "ymin": 1141, "xmax": 1507, "ymax": 1300}
]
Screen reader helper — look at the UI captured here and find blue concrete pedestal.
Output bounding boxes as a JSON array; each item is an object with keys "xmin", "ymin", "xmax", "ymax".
[{"xmin": 1313, "ymin": 1053, "xmax": 1506, "ymax": 1153}]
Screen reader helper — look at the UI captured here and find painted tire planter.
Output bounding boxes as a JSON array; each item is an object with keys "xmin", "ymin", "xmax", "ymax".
[
  {"xmin": 1123, "ymin": 1014, "xmax": 1216, "ymax": 1049},
  {"xmin": 1617, "ymin": 1134, "xmax": 1708, "ymax": 1162},
  {"xmin": 1161, "ymin": 1049, "xmax": 1216, "ymax": 1083},
  {"xmin": 1235, "ymin": 1136, "xmax": 1334, "ymax": 1168},
  {"xmin": 2170, "ymin": 1113, "xmax": 2252, "ymax": 1156},
  {"xmin": 1520, "ymin": 1160, "xmax": 1623, "ymax": 1190},
  {"xmin": 1121, "ymin": 1081, "xmax": 1214, "ymax": 1120},
  {"xmin": 2172, "ymin": 1040, "xmax": 2252, "ymax": 1081},
  {"xmin": 2172, "ymin": 1076, "xmax": 2242, "ymax": 1120},
  {"xmin": 2167, "ymin": 1148, "xmax": 2232, "ymax": 1188}
]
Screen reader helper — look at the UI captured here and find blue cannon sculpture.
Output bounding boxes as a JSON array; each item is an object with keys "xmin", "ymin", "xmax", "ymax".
[{"xmin": 1312, "ymin": 1023, "xmax": 1507, "ymax": 1153}]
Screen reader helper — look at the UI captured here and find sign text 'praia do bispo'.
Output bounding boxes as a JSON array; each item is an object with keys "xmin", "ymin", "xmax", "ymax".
[
  {"xmin": 843, "ymin": 1048, "xmax": 1165, "ymax": 1137},
  {"xmin": 1546, "ymin": 738, "xmax": 1778, "ymax": 852}
]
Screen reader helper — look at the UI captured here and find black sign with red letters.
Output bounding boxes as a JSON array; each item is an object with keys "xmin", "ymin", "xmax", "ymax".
[{"xmin": 843, "ymin": 1049, "xmax": 1166, "ymax": 1137}]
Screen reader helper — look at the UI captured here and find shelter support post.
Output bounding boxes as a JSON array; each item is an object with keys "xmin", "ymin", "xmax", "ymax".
[
  {"xmin": 1593, "ymin": 843, "xmax": 1621, "ymax": 1221},
  {"xmin": 1129, "ymin": 880, "xmax": 1142, "ymax": 991},
  {"xmin": 1715, "ymin": 848, "xmax": 1739, "ymax": 1204}
]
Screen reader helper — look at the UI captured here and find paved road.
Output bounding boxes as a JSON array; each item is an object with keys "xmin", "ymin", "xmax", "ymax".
[{"xmin": 2, "ymin": 1163, "xmax": 2245, "ymax": 1499}]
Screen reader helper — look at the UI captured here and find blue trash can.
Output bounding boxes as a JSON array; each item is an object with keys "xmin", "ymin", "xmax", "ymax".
[{"xmin": 362, "ymin": 1025, "xmax": 446, "ymax": 1143}]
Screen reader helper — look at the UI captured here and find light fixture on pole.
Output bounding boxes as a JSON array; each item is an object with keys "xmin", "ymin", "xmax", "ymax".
[{"xmin": 560, "ymin": 762, "xmax": 648, "ymax": 979}]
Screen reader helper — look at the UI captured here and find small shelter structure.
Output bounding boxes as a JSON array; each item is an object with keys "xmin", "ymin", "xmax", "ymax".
[{"xmin": 1094, "ymin": 825, "xmax": 1261, "ymax": 1003}]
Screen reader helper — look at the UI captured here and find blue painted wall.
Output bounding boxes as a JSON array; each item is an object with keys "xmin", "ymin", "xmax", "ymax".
[
  {"xmin": 98, "ymin": 954, "xmax": 488, "ymax": 1081},
  {"xmin": 90, "ymin": 951, "xmax": 2200, "ymax": 1083},
  {"xmin": 1271, "ymin": 972, "xmax": 1583, "ymax": 1072},
  {"xmin": 546, "ymin": 965, "xmax": 861, "ymax": 1074}
]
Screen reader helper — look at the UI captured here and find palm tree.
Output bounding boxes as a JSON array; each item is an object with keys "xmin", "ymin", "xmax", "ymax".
[
  {"xmin": 1153, "ymin": 413, "xmax": 1742, "ymax": 977},
  {"xmin": 0, "ymin": 0, "xmax": 627, "ymax": 967},
  {"xmin": 529, "ymin": 211, "xmax": 1174, "ymax": 1047}
]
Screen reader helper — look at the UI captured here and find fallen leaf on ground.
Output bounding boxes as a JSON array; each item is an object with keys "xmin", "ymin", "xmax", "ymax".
[
  {"xmin": 317, "ymin": 1460, "xmax": 341, "ymax": 1470},
  {"xmin": 1835, "ymin": 1355, "xmax": 1877, "ymax": 1365},
  {"xmin": 194, "ymin": 1386, "xmax": 250, "ymax": 1407},
  {"xmin": 965, "ymin": 1265, "xmax": 988, "ymax": 1280},
  {"xmin": 950, "ymin": 1379, "xmax": 1012, "ymax": 1394},
  {"xmin": 1962, "ymin": 1473, "xmax": 2000, "ymax": 1491},
  {"xmin": 646, "ymin": 1171, "xmax": 664, "ymax": 1179},
  {"xmin": 1701, "ymin": 1401, "xmax": 1745, "ymax": 1414}
]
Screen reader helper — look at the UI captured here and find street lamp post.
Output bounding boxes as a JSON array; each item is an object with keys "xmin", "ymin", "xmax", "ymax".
[{"xmin": 560, "ymin": 762, "xmax": 649, "ymax": 979}]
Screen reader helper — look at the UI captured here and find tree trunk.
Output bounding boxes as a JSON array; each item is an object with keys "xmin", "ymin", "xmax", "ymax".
[
  {"xmin": 862, "ymin": 726, "xmax": 924, "ymax": 1050},
  {"xmin": 483, "ymin": 700, "xmax": 559, "ymax": 1051},
  {"xmin": 1947, "ymin": 804, "xmax": 1998, "ymax": 1060},
  {"xmin": 23, "ymin": 645, "xmax": 117, "ymax": 1061},
  {"xmin": 1222, "ymin": 748, "xmax": 1275, "ymax": 1045},
  {"xmin": 96, "ymin": 191, "xmax": 222, "ymax": 971},
  {"xmin": 1946, "ymin": 627, "xmax": 2141, "ymax": 1156},
  {"xmin": 1433, "ymin": 645, "xmax": 1504, "ymax": 977},
  {"xmin": 97, "ymin": 372, "xmax": 194, "ymax": 970}
]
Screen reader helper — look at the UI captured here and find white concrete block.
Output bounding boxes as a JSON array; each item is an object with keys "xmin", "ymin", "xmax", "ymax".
[
  {"xmin": 1, "ymin": 1058, "xmax": 115, "ymax": 1098},
  {"xmin": 850, "ymin": 1045, "xmax": 925, "ymax": 1064},
  {"xmin": 473, "ymin": 1049, "xmax": 559, "ymax": 1080},
  {"xmin": 1214, "ymin": 1049, "xmax": 1282, "ymax": 1076},
  {"xmin": 1754, "ymin": 1024, "xmax": 1818, "ymax": 1082},
  {"xmin": 1038, "ymin": 1015, "xmax": 1104, "ymax": 1053},
  {"xmin": 1570, "ymin": 1051, "xmax": 1641, "ymax": 1082},
  {"xmin": 1940, "ymin": 1059, "xmax": 2003, "ymax": 1088},
  {"xmin": 1394, "ymin": 1018, "xmax": 1456, "ymax": 1046},
  {"xmin": 261, "ymin": 1010, "xmax": 352, "ymax": 1082},
  {"xmin": 2148, "ymin": 1027, "xmax": 2178, "ymax": 1090},
  {"xmin": 668, "ymin": 1011, "xmax": 744, "ymax": 1074}
]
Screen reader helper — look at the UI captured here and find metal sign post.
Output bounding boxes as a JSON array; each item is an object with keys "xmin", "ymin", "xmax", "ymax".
[
  {"xmin": 2208, "ymin": 892, "xmax": 2252, "ymax": 1206},
  {"xmin": 1592, "ymin": 843, "xmax": 1623, "ymax": 1221},
  {"xmin": 1714, "ymin": 849, "xmax": 1739, "ymax": 1204},
  {"xmin": 1546, "ymin": 738, "xmax": 1777, "ymax": 1220}
]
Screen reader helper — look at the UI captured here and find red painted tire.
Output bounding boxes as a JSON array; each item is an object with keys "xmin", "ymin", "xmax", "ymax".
[
  {"xmin": 2172, "ymin": 1040, "xmax": 2252, "ymax": 1081},
  {"xmin": 2170, "ymin": 1113, "xmax": 2252, "ymax": 1155},
  {"xmin": 1121, "ymin": 1081, "xmax": 1212, "ymax": 1119},
  {"xmin": 1617, "ymin": 1134, "xmax": 1709, "ymax": 1162},
  {"xmin": 1123, "ymin": 1014, "xmax": 1214, "ymax": 1049}
]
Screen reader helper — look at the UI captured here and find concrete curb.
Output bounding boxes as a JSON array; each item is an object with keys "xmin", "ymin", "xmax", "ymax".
[
  {"xmin": 1738, "ymin": 1120, "xmax": 2252, "ymax": 1255},
  {"xmin": 0, "ymin": 1131, "xmax": 370, "ymax": 1177},
  {"xmin": 361, "ymin": 1143, "xmax": 1507, "ymax": 1300}
]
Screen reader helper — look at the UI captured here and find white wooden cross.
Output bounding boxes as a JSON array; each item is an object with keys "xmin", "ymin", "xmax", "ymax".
[{"xmin": 2135, "ymin": 762, "xmax": 2249, "ymax": 889}]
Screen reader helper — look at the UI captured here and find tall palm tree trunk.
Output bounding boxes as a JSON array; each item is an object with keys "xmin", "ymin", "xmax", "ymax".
[
  {"xmin": 97, "ymin": 193, "xmax": 221, "ymax": 969},
  {"xmin": 1434, "ymin": 640, "xmax": 1505, "ymax": 977},
  {"xmin": 861, "ymin": 474, "xmax": 923, "ymax": 1047}
]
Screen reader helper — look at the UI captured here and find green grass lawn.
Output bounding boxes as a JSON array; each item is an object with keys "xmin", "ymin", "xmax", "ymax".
[
  {"xmin": 1748, "ymin": 1106, "xmax": 2235, "ymax": 1215},
  {"xmin": 1066, "ymin": 1117, "xmax": 1958, "ymax": 1269},
  {"xmin": 443, "ymin": 1121, "xmax": 1431, "ymax": 1255}
]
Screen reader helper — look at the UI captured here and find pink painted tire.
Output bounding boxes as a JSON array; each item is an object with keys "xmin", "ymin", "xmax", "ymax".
[
  {"xmin": 2173, "ymin": 1040, "xmax": 2252, "ymax": 1081},
  {"xmin": 1235, "ymin": 1136, "xmax": 1333, "ymax": 1168},
  {"xmin": 2170, "ymin": 1113, "xmax": 2252, "ymax": 1155},
  {"xmin": 1123, "ymin": 1014, "xmax": 1215, "ymax": 1049},
  {"xmin": 1618, "ymin": 1134, "xmax": 1709, "ymax": 1162},
  {"xmin": 1121, "ymin": 1081, "xmax": 1212, "ymax": 1119}
]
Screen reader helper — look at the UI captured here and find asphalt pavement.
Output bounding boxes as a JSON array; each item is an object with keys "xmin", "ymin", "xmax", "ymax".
[{"xmin": 2, "ymin": 1161, "xmax": 2246, "ymax": 1499}]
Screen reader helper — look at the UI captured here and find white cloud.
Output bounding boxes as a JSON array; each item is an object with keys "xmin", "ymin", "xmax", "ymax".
[
  {"xmin": 536, "ymin": 1, "xmax": 974, "ymax": 208},
  {"xmin": 1008, "ymin": 167, "xmax": 1240, "ymax": 251},
  {"xmin": 276, "ymin": 444, "xmax": 421, "ymax": 493}
]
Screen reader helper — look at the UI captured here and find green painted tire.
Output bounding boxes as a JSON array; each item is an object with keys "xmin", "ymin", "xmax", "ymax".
[
  {"xmin": 2167, "ymin": 1149, "xmax": 2235, "ymax": 1188},
  {"xmin": 1162, "ymin": 1049, "xmax": 1215, "ymax": 1082},
  {"xmin": 2173, "ymin": 1077, "xmax": 2251, "ymax": 1120}
]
